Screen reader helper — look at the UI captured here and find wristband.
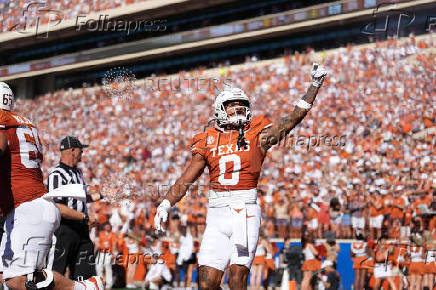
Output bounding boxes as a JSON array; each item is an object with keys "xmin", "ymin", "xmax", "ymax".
[
  {"xmin": 296, "ymin": 99, "xmax": 312, "ymax": 110},
  {"xmin": 83, "ymin": 213, "xmax": 89, "ymax": 224},
  {"xmin": 159, "ymin": 199, "xmax": 171, "ymax": 210}
]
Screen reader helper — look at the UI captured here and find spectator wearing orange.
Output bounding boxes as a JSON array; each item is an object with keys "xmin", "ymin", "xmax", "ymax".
[
  {"xmin": 402, "ymin": 206, "xmax": 413, "ymax": 238},
  {"xmin": 262, "ymin": 237, "xmax": 276, "ymax": 289},
  {"xmin": 383, "ymin": 190, "xmax": 395, "ymax": 225},
  {"xmin": 290, "ymin": 198, "xmax": 303, "ymax": 239},
  {"xmin": 423, "ymin": 232, "xmax": 436, "ymax": 290},
  {"xmin": 350, "ymin": 232, "xmax": 368, "ymax": 290},
  {"xmin": 408, "ymin": 240, "xmax": 426, "ymax": 290},
  {"xmin": 373, "ymin": 236, "xmax": 397, "ymax": 290},
  {"xmin": 390, "ymin": 219, "xmax": 401, "ymax": 240},
  {"xmin": 301, "ymin": 233, "xmax": 321, "ymax": 290},
  {"xmin": 274, "ymin": 194, "xmax": 290, "ymax": 239},
  {"xmin": 413, "ymin": 191, "xmax": 433, "ymax": 215},
  {"xmin": 250, "ymin": 235, "xmax": 266, "ymax": 289},
  {"xmin": 132, "ymin": 229, "xmax": 149, "ymax": 283},
  {"xmin": 369, "ymin": 191, "xmax": 384, "ymax": 241},
  {"xmin": 305, "ymin": 202, "xmax": 319, "ymax": 238},
  {"xmin": 391, "ymin": 186, "xmax": 407, "ymax": 222},
  {"xmin": 160, "ymin": 241, "xmax": 176, "ymax": 280},
  {"xmin": 124, "ymin": 235, "xmax": 140, "ymax": 288},
  {"xmin": 394, "ymin": 238, "xmax": 411, "ymax": 290},
  {"xmin": 318, "ymin": 198, "xmax": 331, "ymax": 240},
  {"xmin": 95, "ymin": 223, "xmax": 117, "ymax": 289}
]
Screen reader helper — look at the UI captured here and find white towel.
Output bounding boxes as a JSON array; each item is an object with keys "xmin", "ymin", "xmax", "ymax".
[
  {"xmin": 43, "ymin": 184, "xmax": 87, "ymax": 201},
  {"xmin": 230, "ymin": 200, "xmax": 247, "ymax": 248}
]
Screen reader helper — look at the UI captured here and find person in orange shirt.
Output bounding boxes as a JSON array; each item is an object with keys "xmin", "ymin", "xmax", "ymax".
[
  {"xmin": 262, "ymin": 237, "xmax": 276, "ymax": 289},
  {"xmin": 391, "ymin": 188, "xmax": 406, "ymax": 223},
  {"xmin": 123, "ymin": 234, "xmax": 140, "ymax": 288},
  {"xmin": 250, "ymin": 235, "xmax": 266, "ymax": 289},
  {"xmin": 383, "ymin": 192, "xmax": 395, "ymax": 223},
  {"xmin": 408, "ymin": 239, "xmax": 426, "ymax": 290},
  {"xmin": 413, "ymin": 191, "xmax": 433, "ymax": 215},
  {"xmin": 154, "ymin": 67, "xmax": 328, "ymax": 289},
  {"xmin": 369, "ymin": 191, "xmax": 384, "ymax": 240},
  {"xmin": 402, "ymin": 206, "xmax": 413, "ymax": 238},
  {"xmin": 390, "ymin": 219, "xmax": 401, "ymax": 240},
  {"xmin": 373, "ymin": 236, "xmax": 397, "ymax": 290},
  {"xmin": 423, "ymin": 232, "xmax": 436, "ymax": 290},
  {"xmin": 351, "ymin": 232, "xmax": 369, "ymax": 290},
  {"xmin": 290, "ymin": 199, "xmax": 304, "ymax": 239},
  {"xmin": 306, "ymin": 202, "xmax": 320, "ymax": 238},
  {"xmin": 390, "ymin": 239, "xmax": 410, "ymax": 290},
  {"xmin": 95, "ymin": 223, "xmax": 117, "ymax": 289}
]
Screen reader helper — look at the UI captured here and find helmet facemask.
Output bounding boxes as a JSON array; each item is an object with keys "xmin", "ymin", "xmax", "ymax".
[{"xmin": 222, "ymin": 100, "xmax": 251, "ymax": 127}]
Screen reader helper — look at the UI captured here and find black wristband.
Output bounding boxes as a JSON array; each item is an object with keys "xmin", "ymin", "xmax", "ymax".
[{"xmin": 83, "ymin": 214, "xmax": 89, "ymax": 224}]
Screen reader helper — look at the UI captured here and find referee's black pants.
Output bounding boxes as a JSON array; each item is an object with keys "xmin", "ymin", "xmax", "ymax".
[{"xmin": 53, "ymin": 220, "xmax": 96, "ymax": 280}]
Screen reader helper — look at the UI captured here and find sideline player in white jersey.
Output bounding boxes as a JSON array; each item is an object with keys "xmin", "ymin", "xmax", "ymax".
[
  {"xmin": 0, "ymin": 82, "xmax": 104, "ymax": 290},
  {"xmin": 154, "ymin": 64, "xmax": 327, "ymax": 289}
]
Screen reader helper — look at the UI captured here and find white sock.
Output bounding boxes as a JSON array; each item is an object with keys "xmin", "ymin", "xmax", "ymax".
[
  {"xmin": 74, "ymin": 281, "xmax": 86, "ymax": 290},
  {"xmin": 3, "ymin": 282, "xmax": 9, "ymax": 290}
]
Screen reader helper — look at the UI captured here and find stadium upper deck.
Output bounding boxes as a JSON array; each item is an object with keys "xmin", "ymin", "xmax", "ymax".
[{"xmin": 0, "ymin": 0, "xmax": 333, "ymax": 63}]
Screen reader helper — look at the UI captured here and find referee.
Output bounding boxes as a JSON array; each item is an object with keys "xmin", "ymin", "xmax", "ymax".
[{"xmin": 47, "ymin": 136, "xmax": 101, "ymax": 280}]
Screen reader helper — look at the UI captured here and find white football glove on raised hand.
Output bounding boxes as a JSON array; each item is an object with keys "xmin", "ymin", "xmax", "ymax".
[
  {"xmin": 154, "ymin": 199, "xmax": 171, "ymax": 232},
  {"xmin": 310, "ymin": 63, "xmax": 327, "ymax": 87}
]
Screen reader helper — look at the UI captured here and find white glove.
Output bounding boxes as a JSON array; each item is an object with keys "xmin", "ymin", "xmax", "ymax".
[
  {"xmin": 310, "ymin": 63, "xmax": 327, "ymax": 87},
  {"xmin": 154, "ymin": 199, "xmax": 171, "ymax": 232}
]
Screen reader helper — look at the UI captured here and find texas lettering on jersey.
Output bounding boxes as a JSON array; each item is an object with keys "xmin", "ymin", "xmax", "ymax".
[
  {"xmin": 0, "ymin": 110, "xmax": 47, "ymax": 215},
  {"xmin": 191, "ymin": 115, "xmax": 272, "ymax": 191}
]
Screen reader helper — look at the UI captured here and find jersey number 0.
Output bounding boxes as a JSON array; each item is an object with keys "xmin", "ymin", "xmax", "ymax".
[{"xmin": 218, "ymin": 154, "xmax": 241, "ymax": 186}]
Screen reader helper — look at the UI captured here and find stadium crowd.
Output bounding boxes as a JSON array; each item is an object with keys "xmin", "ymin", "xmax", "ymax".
[
  {"xmin": 0, "ymin": 0, "xmax": 146, "ymax": 33},
  {"xmin": 11, "ymin": 33, "xmax": 436, "ymax": 288}
]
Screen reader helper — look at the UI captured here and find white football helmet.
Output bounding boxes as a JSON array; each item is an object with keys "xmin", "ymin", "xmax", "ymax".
[
  {"xmin": 0, "ymin": 82, "xmax": 14, "ymax": 111},
  {"xmin": 214, "ymin": 87, "xmax": 251, "ymax": 127}
]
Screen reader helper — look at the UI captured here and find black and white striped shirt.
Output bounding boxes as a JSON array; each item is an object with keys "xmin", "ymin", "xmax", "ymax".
[{"xmin": 47, "ymin": 162, "xmax": 88, "ymax": 214}]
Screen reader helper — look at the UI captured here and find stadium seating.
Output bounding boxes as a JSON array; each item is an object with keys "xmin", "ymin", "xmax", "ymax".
[{"xmin": 12, "ymin": 33, "xmax": 435, "ymax": 287}]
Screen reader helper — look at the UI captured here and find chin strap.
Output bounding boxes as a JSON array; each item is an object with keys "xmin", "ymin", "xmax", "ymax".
[{"xmin": 237, "ymin": 120, "xmax": 247, "ymax": 150}]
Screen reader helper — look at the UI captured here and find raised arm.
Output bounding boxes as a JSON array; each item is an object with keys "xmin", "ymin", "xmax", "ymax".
[
  {"xmin": 154, "ymin": 153, "xmax": 207, "ymax": 231},
  {"xmin": 259, "ymin": 63, "xmax": 327, "ymax": 153}
]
